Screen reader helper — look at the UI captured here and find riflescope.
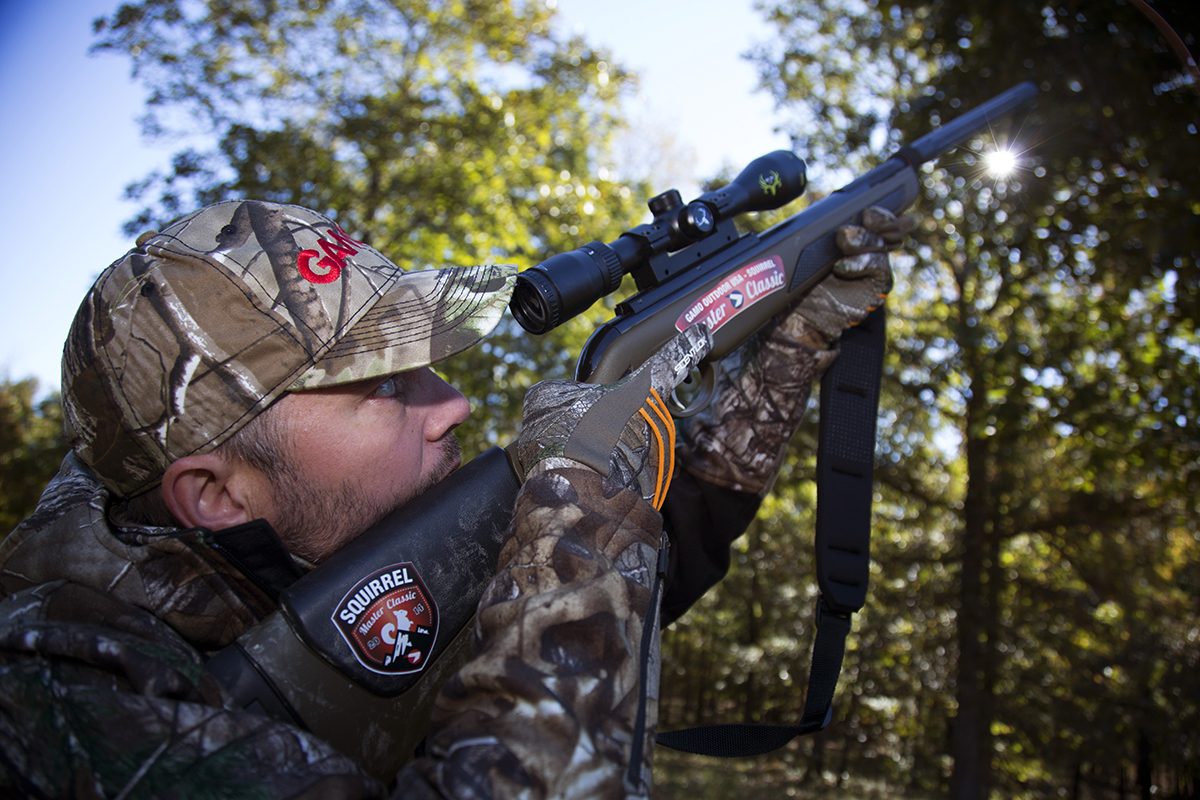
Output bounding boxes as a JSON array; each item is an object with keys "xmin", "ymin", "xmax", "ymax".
[{"xmin": 511, "ymin": 150, "xmax": 807, "ymax": 334}]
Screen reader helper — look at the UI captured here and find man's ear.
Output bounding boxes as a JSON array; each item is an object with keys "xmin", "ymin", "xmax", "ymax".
[{"xmin": 161, "ymin": 453, "xmax": 265, "ymax": 531}]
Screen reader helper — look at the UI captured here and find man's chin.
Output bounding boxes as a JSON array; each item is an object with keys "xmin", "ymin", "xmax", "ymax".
[{"xmin": 291, "ymin": 436, "xmax": 465, "ymax": 563}]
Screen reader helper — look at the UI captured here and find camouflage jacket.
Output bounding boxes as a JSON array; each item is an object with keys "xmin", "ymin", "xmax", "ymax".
[{"xmin": 0, "ymin": 455, "xmax": 666, "ymax": 799}]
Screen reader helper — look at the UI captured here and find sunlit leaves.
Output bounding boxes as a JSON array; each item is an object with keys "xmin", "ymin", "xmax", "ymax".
[{"xmin": 0, "ymin": 379, "xmax": 67, "ymax": 537}]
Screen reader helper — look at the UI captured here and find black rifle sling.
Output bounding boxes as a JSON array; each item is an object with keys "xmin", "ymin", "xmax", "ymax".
[{"xmin": 656, "ymin": 307, "xmax": 885, "ymax": 757}]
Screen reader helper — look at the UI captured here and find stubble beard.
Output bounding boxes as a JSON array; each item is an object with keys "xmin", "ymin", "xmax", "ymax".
[{"xmin": 271, "ymin": 435, "xmax": 463, "ymax": 564}]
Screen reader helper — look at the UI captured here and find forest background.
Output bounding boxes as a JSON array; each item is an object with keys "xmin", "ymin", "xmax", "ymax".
[{"xmin": 1, "ymin": 1, "xmax": 1196, "ymax": 798}]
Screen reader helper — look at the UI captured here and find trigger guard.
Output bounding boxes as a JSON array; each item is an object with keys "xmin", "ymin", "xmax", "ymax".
[{"xmin": 669, "ymin": 361, "xmax": 717, "ymax": 418}]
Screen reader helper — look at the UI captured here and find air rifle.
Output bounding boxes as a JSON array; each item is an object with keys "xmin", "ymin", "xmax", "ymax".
[
  {"xmin": 204, "ymin": 82, "xmax": 1039, "ymax": 779},
  {"xmin": 514, "ymin": 81, "xmax": 1036, "ymax": 396}
]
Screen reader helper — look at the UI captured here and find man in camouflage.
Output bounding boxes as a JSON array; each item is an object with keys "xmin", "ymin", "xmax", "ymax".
[{"xmin": 0, "ymin": 199, "xmax": 909, "ymax": 798}]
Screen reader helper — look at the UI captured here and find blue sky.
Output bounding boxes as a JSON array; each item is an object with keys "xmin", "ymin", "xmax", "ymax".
[{"xmin": 0, "ymin": 0, "xmax": 789, "ymax": 395}]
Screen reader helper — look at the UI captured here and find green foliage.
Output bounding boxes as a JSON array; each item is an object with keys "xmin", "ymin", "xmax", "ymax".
[
  {"xmin": 657, "ymin": 1, "xmax": 1199, "ymax": 798},
  {"xmin": 0, "ymin": 380, "xmax": 67, "ymax": 536},
  {"xmin": 91, "ymin": 0, "xmax": 652, "ymax": 454}
]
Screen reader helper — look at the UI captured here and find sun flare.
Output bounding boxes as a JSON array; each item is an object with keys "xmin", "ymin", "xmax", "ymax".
[{"xmin": 984, "ymin": 147, "xmax": 1019, "ymax": 178}]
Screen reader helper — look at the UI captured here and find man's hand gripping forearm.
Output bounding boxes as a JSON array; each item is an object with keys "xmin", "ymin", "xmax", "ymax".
[
  {"xmin": 680, "ymin": 206, "xmax": 915, "ymax": 495},
  {"xmin": 407, "ymin": 327, "xmax": 711, "ymax": 799}
]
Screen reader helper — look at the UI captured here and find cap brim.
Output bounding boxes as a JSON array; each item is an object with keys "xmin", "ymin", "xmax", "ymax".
[{"xmin": 288, "ymin": 263, "xmax": 516, "ymax": 390}]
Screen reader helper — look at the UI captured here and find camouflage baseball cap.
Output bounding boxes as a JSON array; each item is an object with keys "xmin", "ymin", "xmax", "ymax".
[{"xmin": 62, "ymin": 200, "xmax": 516, "ymax": 498}]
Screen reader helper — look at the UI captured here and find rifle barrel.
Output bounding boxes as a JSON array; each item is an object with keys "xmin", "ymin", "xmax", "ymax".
[{"xmin": 901, "ymin": 81, "xmax": 1038, "ymax": 165}]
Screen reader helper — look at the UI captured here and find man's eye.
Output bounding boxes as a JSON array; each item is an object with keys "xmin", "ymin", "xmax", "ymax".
[{"xmin": 372, "ymin": 376, "xmax": 399, "ymax": 399}]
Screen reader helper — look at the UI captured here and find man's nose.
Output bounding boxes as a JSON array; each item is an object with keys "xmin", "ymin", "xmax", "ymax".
[{"xmin": 417, "ymin": 368, "xmax": 470, "ymax": 438}]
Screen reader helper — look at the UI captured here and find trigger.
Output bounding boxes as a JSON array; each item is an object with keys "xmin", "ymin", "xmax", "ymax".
[{"xmin": 669, "ymin": 360, "xmax": 717, "ymax": 417}]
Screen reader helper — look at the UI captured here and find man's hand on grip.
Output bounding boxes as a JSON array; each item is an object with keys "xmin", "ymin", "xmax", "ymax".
[
  {"xmin": 677, "ymin": 205, "xmax": 915, "ymax": 496},
  {"xmin": 517, "ymin": 324, "xmax": 713, "ymax": 509},
  {"xmin": 790, "ymin": 205, "xmax": 916, "ymax": 347}
]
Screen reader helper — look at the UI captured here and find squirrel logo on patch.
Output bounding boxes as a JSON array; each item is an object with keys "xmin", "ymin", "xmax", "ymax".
[{"xmin": 332, "ymin": 563, "xmax": 439, "ymax": 676}]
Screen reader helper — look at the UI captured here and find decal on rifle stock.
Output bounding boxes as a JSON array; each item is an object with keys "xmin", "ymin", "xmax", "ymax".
[
  {"xmin": 332, "ymin": 562, "xmax": 438, "ymax": 676},
  {"xmin": 675, "ymin": 255, "xmax": 786, "ymax": 334}
]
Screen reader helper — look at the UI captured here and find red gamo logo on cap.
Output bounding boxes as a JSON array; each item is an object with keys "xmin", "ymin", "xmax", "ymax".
[
  {"xmin": 332, "ymin": 563, "xmax": 439, "ymax": 676},
  {"xmin": 297, "ymin": 226, "xmax": 366, "ymax": 284}
]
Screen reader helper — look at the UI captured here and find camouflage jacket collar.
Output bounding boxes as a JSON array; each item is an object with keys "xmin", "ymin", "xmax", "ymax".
[{"xmin": 0, "ymin": 453, "xmax": 298, "ymax": 652}]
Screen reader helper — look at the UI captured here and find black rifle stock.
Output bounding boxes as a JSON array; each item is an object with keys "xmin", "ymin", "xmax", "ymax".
[{"xmin": 205, "ymin": 82, "xmax": 1038, "ymax": 778}]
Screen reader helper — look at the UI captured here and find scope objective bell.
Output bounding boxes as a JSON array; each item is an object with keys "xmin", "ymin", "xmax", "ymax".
[{"xmin": 511, "ymin": 242, "xmax": 625, "ymax": 334}]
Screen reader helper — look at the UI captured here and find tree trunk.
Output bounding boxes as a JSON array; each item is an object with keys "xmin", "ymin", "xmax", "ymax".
[
  {"xmin": 806, "ymin": 730, "xmax": 826, "ymax": 786},
  {"xmin": 949, "ymin": 354, "xmax": 994, "ymax": 800},
  {"xmin": 1138, "ymin": 726, "xmax": 1153, "ymax": 800}
]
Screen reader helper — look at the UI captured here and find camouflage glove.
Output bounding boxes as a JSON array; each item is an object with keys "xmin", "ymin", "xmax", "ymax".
[
  {"xmin": 517, "ymin": 324, "xmax": 712, "ymax": 509},
  {"xmin": 793, "ymin": 205, "xmax": 916, "ymax": 345},
  {"xmin": 679, "ymin": 206, "xmax": 915, "ymax": 495}
]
